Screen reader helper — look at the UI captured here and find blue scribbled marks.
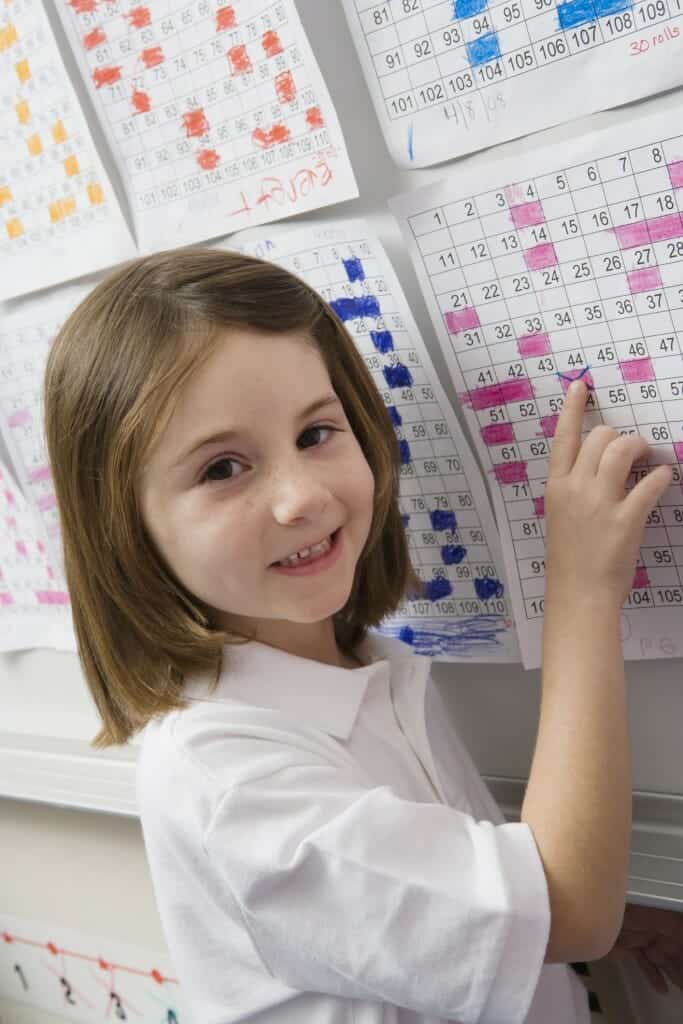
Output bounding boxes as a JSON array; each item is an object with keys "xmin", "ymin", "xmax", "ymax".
[
  {"xmin": 441, "ymin": 544, "xmax": 467, "ymax": 565},
  {"xmin": 424, "ymin": 577, "xmax": 454, "ymax": 601},
  {"xmin": 474, "ymin": 577, "xmax": 505, "ymax": 600},
  {"xmin": 383, "ymin": 363, "xmax": 413, "ymax": 388},
  {"xmin": 430, "ymin": 509, "xmax": 457, "ymax": 532},
  {"xmin": 376, "ymin": 617, "xmax": 510, "ymax": 657},
  {"xmin": 557, "ymin": 0, "xmax": 593, "ymax": 25},
  {"xmin": 399, "ymin": 625, "xmax": 416, "ymax": 645},
  {"xmin": 401, "ymin": 513, "xmax": 411, "ymax": 529},
  {"xmin": 388, "ymin": 405, "xmax": 402, "ymax": 426},
  {"xmin": 399, "ymin": 439, "xmax": 412, "ymax": 465},
  {"xmin": 331, "ymin": 294, "xmax": 381, "ymax": 322},
  {"xmin": 466, "ymin": 32, "xmax": 500, "ymax": 66},
  {"xmin": 594, "ymin": 0, "xmax": 631, "ymax": 13},
  {"xmin": 343, "ymin": 257, "xmax": 365, "ymax": 283},
  {"xmin": 557, "ymin": 364, "xmax": 594, "ymax": 389},
  {"xmin": 557, "ymin": 0, "xmax": 630, "ymax": 28},
  {"xmin": 453, "ymin": 0, "xmax": 488, "ymax": 17},
  {"xmin": 408, "ymin": 122, "xmax": 415, "ymax": 162},
  {"xmin": 370, "ymin": 329, "xmax": 394, "ymax": 353}
]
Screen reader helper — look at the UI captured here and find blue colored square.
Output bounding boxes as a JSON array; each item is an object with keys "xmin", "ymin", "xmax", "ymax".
[
  {"xmin": 370, "ymin": 329, "xmax": 394, "ymax": 353},
  {"xmin": 383, "ymin": 363, "xmax": 414, "ymax": 389},
  {"xmin": 429, "ymin": 509, "xmax": 457, "ymax": 532},
  {"xmin": 466, "ymin": 32, "xmax": 500, "ymax": 66},
  {"xmin": 424, "ymin": 577, "xmax": 453, "ymax": 601},
  {"xmin": 343, "ymin": 257, "xmax": 365, "ymax": 283},
  {"xmin": 557, "ymin": 0, "xmax": 595, "ymax": 28},
  {"xmin": 593, "ymin": 0, "xmax": 630, "ymax": 15},
  {"xmin": 454, "ymin": 0, "xmax": 488, "ymax": 16},
  {"xmin": 398, "ymin": 440, "xmax": 412, "ymax": 465}
]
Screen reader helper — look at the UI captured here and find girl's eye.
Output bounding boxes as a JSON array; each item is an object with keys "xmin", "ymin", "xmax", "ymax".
[
  {"xmin": 297, "ymin": 425, "xmax": 336, "ymax": 449},
  {"xmin": 201, "ymin": 457, "xmax": 245, "ymax": 484}
]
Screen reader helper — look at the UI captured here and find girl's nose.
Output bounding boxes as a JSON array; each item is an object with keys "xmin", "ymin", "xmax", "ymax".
[{"xmin": 270, "ymin": 462, "xmax": 332, "ymax": 525}]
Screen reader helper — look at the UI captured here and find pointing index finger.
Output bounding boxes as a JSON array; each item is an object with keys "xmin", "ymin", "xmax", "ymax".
[{"xmin": 547, "ymin": 380, "xmax": 589, "ymax": 478}]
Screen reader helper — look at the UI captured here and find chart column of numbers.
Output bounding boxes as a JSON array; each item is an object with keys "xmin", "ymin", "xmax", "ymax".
[{"xmin": 406, "ymin": 134, "xmax": 683, "ymax": 621}]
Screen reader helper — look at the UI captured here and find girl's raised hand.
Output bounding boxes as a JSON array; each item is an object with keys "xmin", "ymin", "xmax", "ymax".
[{"xmin": 544, "ymin": 380, "xmax": 673, "ymax": 609}]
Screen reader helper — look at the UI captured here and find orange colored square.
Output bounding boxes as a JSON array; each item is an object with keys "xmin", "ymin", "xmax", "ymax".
[
  {"xmin": 52, "ymin": 120, "xmax": 67, "ymax": 143},
  {"xmin": 15, "ymin": 57, "xmax": 30, "ymax": 82},
  {"xmin": 15, "ymin": 99, "xmax": 29, "ymax": 124},
  {"xmin": 87, "ymin": 182, "xmax": 103, "ymax": 205},
  {"xmin": 0, "ymin": 185, "xmax": 12, "ymax": 207},
  {"xmin": 6, "ymin": 218, "xmax": 23, "ymax": 239},
  {"xmin": 0, "ymin": 23, "xmax": 17, "ymax": 51},
  {"xmin": 26, "ymin": 133, "xmax": 42, "ymax": 156},
  {"xmin": 63, "ymin": 154, "xmax": 79, "ymax": 176},
  {"xmin": 48, "ymin": 198, "xmax": 76, "ymax": 222}
]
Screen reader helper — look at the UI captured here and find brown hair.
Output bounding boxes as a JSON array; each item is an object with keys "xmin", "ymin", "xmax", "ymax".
[{"xmin": 43, "ymin": 246, "xmax": 417, "ymax": 748}]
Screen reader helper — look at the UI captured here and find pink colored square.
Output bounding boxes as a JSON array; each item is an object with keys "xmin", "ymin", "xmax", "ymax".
[
  {"xmin": 445, "ymin": 307, "xmax": 480, "ymax": 334},
  {"xmin": 524, "ymin": 244, "xmax": 558, "ymax": 271},
  {"xmin": 648, "ymin": 212, "xmax": 683, "ymax": 242},
  {"xmin": 626, "ymin": 267, "xmax": 662, "ymax": 294},
  {"xmin": 559, "ymin": 370, "xmax": 594, "ymax": 392},
  {"xmin": 518, "ymin": 333, "xmax": 551, "ymax": 357},
  {"xmin": 669, "ymin": 160, "xmax": 683, "ymax": 189},
  {"xmin": 613, "ymin": 222, "xmax": 650, "ymax": 248},
  {"xmin": 481, "ymin": 422, "xmax": 515, "ymax": 446},
  {"xmin": 620, "ymin": 357, "xmax": 655, "ymax": 383},
  {"xmin": 509, "ymin": 201, "xmax": 545, "ymax": 229},
  {"xmin": 632, "ymin": 566, "xmax": 650, "ymax": 589},
  {"xmin": 539, "ymin": 414, "xmax": 559, "ymax": 438},
  {"xmin": 493, "ymin": 461, "xmax": 528, "ymax": 485}
]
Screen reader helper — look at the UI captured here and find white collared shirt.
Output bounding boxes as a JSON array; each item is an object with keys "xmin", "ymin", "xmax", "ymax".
[{"xmin": 136, "ymin": 633, "xmax": 589, "ymax": 1024}]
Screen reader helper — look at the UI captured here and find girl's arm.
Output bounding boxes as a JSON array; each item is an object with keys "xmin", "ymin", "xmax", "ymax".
[{"xmin": 520, "ymin": 380, "xmax": 673, "ymax": 965}]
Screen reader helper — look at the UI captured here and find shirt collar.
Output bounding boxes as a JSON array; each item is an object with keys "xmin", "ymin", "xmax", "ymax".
[{"xmin": 181, "ymin": 632, "xmax": 417, "ymax": 741}]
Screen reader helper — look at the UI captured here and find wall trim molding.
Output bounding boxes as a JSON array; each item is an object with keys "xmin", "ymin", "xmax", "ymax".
[{"xmin": 2, "ymin": 739, "xmax": 682, "ymax": 909}]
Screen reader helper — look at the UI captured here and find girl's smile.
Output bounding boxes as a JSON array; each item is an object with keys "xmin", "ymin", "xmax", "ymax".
[{"xmin": 270, "ymin": 527, "xmax": 343, "ymax": 574}]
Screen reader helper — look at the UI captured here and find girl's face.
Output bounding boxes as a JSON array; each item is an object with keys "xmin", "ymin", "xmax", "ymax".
[{"xmin": 139, "ymin": 327, "xmax": 375, "ymax": 651}]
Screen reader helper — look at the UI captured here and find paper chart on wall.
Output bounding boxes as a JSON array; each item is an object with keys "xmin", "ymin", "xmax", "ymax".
[
  {"xmin": 0, "ymin": 913, "xmax": 189, "ymax": 1023},
  {"xmin": 0, "ymin": 283, "xmax": 92, "ymax": 652},
  {"xmin": 0, "ymin": 458, "xmax": 74, "ymax": 652},
  {"xmin": 0, "ymin": 282, "xmax": 92, "ymax": 575},
  {"xmin": 230, "ymin": 219, "xmax": 520, "ymax": 660},
  {"xmin": 391, "ymin": 98, "xmax": 683, "ymax": 667},
  {"xmin": 55, "ymin": 0, "xmax": 358, "ymax": 254},
  {"xmin": 0, "ymin": 0, "xmax": 137, "ymax": 301},
  {"xmin": 340, "ymin": 0, "xmax": 683, "ymax": 168}
]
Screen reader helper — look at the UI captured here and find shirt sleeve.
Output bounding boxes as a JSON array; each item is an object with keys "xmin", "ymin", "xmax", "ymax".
[{"xmin": 203, "ymin": 755, "xmax": 551, "ymax": 1024}]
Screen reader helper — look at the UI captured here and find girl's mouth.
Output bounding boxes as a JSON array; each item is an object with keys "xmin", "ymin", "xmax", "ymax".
[{"xmin": 270, "ymin": 529, "xmax": 342, "ymax": 576}]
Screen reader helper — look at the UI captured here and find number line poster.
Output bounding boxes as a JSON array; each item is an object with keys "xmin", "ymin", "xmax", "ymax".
[
  {"xmin": 341, "ymin": 0, "xmax": 683, "ymax": 167},
  {"xmin": 230, "ymin": 219, "xmax": 520, "ymax": 659},
  {"xmin": 391, "ymin": 97, "xmax": 683, "ymax": 666},
  {"xmin": 0, "ymin": 913, "xmax": 188, "ymax": 1022}
]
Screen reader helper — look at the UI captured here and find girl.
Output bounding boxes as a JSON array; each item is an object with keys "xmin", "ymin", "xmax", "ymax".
[{"xmin": 43, "ymin": 246, "xmax": 672, "ymax": 1024}]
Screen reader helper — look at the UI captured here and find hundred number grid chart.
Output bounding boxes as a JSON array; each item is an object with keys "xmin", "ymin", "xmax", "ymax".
[
  {"xmin": 341, "ymin": 0, "xmax": 683, "ymax": 165},
  {"xmin": 392, "ymin": 102, "xmax": 683, "ymax": 665},
  {"xmin": 56, "ymin": 0, "xmax": 357, "ymax": 250}
]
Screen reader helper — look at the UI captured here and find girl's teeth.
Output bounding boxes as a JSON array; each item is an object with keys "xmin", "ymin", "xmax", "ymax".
[{"xmin": 279, "ymin": 536, "xmax": 331, "ymax": 566}]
